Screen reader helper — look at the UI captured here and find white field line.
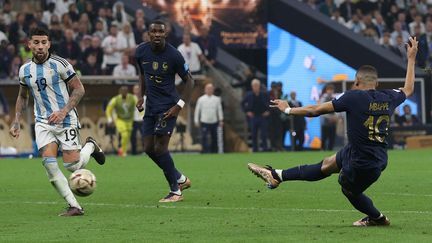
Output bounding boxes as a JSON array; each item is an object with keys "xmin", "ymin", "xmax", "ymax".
[{"xmin": 0, "ymin": 200, "xmax": 431, "ymax": 215}]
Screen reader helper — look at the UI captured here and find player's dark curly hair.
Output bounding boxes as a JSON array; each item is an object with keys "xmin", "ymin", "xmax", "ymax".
[{"xmin": 29, "ymin": 27, "xmax": 51, "ymax": 40}]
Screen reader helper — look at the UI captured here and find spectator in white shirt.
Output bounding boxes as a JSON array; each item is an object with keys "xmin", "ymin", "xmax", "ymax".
[
  {"xmin": 113, "ymin": 54, "xmax": 137, "ymax": 83},
  {"xmin": 118, "ymin": 23, "xmax": 137, "ymax": 56},
  {"xmin": 194, "ymin": 83, "xmax": 223, "ymax": 153},
  {"xmin": 409, "ymin": 15, "xmax": 426, "ymax": 35},
  {"xmin": 53, "ymin": 0, "xmax": 74, "ymax": 18},
  {"xmin": 177, "ymin": 33, "xmax": 206, "ymax": 74},
  {"xmin": 101, "ymin": 23, "xmax": 127, "ymax": 74},
  {"xmin": 391, "ymin": 21, "xmax": 410, "ymax": 44},
  {"xmin": 42, "ymin": 2, "xmax": 57, "ymax": 27}
]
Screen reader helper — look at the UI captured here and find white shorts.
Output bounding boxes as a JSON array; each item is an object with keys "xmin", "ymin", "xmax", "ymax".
[{"xmin": 35, "ymin": 122, "xmax": 82, "ymax": 151}]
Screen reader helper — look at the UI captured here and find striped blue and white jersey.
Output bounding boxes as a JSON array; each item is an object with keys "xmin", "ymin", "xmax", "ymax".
[{"xmin": 19, "ymin": 54, "xmax": 80, "ymax": 128}]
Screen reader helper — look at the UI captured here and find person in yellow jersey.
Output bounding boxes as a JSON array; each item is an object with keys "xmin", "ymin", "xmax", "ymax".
[{"xmin": 106, "ymin": 86, "xmax": 137, "ymax": 156}]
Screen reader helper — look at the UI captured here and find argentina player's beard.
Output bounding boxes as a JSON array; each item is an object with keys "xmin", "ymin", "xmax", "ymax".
[{"xmin": 33, "ymin": 50, "xmax": 49, "ymax": 63}]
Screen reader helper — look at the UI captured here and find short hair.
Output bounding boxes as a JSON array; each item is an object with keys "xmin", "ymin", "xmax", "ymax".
[
  {"xmin": 29, "ymin": 27, "xmax": 50, "ymax": 40},
  {"xmin": 251, "ymin": 78, "xmax": 260, "ymax": 86},
  {"xmin": 355, "ymin": 65, "xmax": 378, "ymax": 84},
  {"xmin": 150, "ymin": 20, "xmax": 166, "ymax": 28}
]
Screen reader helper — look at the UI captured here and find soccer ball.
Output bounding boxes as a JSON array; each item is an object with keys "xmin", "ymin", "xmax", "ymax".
[{"xmin": 68, "ymin": 169, "xmax": 97, "ymax": 197}]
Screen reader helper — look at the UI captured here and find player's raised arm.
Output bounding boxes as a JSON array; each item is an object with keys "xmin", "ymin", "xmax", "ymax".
[
  {"xmin": 48, "ymin": 76, "xmax": 85, "ymax": 124},
  {"xmin": 400, "ymin": 37, "xmax": 418, "ymax": 97},
  {"xmin": 270, "ymin": 99, "xmax": 335, "ymax": 117},
  {"xmin": 9, "ymin": 86, "xmax": 29, "ymax": 138}
]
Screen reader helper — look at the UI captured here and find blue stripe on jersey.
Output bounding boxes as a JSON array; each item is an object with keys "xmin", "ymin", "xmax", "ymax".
[
  {"xmin": 36, "ymin": 64, "xmax": 53, "ymax": 115},
  {"xmin": 24, "ymin": 64, "xmax": 41, "ymax": 122},
  {"xmin": 49, "ymin": 61, "xmax": 70, "ymax": 127}
]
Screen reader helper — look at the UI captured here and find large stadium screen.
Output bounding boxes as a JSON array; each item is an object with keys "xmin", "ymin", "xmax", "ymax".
[{"xmin": 267, "ymin": 23, "xmax": 356, "ymax": 148}]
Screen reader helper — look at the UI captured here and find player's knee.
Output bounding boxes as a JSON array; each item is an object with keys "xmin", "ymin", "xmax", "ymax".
[
  {"xmin": 143, "ymin": 144, "xmax": 154, "ymax": 155},
  {"xmin": 63, "ymin": 160, "xmax": 81, "ymax": 172},
  {"xmin": 321, "ymin": 155, "xmax": 338, "ymax": 175},
  {"xmin": 341, "ymin": 187, "xmax": 359, "ymax": 198},
  {"xmin": 153, "ymin": 144, "xmax": 168, "ymax": 156}
]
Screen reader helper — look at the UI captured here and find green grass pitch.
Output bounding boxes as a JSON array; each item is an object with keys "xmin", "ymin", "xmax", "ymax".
[{"xmin": 1, "ymin": 150, "xmax": 432, "ymax": 242}]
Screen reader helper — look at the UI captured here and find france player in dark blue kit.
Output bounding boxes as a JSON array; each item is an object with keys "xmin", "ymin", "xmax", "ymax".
[
  {"xmin": 248, "ymin": 37, "xmax": 418, "ymax": 226},
  {"xmin": 135, "ymin": 20, "xmax": 194, "ymax": 203}
]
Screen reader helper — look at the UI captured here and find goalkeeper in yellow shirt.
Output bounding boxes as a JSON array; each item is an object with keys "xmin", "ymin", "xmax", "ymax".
[{"xmin": 106, "ymin": 86, "xmax": 137, "ymax": 156}]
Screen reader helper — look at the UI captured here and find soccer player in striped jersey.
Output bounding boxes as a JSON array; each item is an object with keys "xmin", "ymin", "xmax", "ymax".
[{"xmin": 9, "ymin": 27, "xmax": 106, "ymax": 217}]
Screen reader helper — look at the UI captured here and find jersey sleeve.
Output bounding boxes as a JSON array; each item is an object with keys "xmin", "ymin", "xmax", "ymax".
[
  {"xmin": 332, "ymin": 91, "xmax": 356, "ymax": 112},
  {"xmin": 58, "ymin": 58, "xmax": 77, "ymax": 82},
  {"xmin": 174, "ymin": 50, "xmax": 189, "ymax": 79},
  {"xmin": 389, "ymin": 89, "xmax": 407, "ymax": 108},
  {"xmin": 18, "ymin": 65, "xmax": 27, "ymax": 86}
]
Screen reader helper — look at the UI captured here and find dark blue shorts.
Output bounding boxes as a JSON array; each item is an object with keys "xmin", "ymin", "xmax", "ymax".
[
  {"xmin": 142, "ymin": 113, "xmax": 177, "ymax": 136},
  {"xmin": 336, "ymin": 145, "xmax": 382, "ymax": 195}
]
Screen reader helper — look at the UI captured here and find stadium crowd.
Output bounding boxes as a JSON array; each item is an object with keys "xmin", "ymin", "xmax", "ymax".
[
  {"xmin": 0, "ymin": 0, "xmax": 217, "ymax": 80},
  {"xmin": 302, "ymin": 0, "xmax": 432, "ymax": 68}
]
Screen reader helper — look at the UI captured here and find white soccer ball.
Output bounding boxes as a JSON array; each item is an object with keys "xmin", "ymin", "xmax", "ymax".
[{"xmin": 68, "ymin": 169, "xmax": 97, "ymax": 197}]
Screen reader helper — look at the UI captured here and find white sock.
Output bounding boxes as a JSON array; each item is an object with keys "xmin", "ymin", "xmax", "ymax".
[
  {"xmin": 79, "ymin": 142, "xmax": 95, "ymax": 169},
  {"xmin": 171, "ymin": 189, "xmax": 182, "ymax": 196},
  {"xmin": 177, "ymin": 174, "xmax": 186, "ymax": 184},
  {"xmin": 43, "ymin": 157, "xmax": 81, "ymax": 209},
  {"xmin": 275, "ymin": 169, "xmax": 283, "ymax": 181}
]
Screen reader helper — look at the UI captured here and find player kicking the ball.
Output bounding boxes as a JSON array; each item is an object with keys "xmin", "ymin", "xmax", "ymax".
[
  {"xmin": 9, "ymin": 28, "xmax": 105, "ymax": 216},
  {"xmin": 248, "ymin": 37, "xmax": 418, "ymax": 226},
  {"xmin": 135, "ymin": 20, "xmax": 193, "ymax": 202}
]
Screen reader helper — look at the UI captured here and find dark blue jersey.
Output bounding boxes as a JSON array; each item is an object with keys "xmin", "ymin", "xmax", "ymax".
[
  {"xmin": 135, "ymin": 42, "xmax": 189, "ymax": 115},
  {"xmin": 332, "ymin": 89, "xmax": 406, "ymax": 168}
]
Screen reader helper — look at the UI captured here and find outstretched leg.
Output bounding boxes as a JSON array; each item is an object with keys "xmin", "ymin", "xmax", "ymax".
[{"xmin": 248, "ymin": 154, "xmax": 339, "ymax": 189}]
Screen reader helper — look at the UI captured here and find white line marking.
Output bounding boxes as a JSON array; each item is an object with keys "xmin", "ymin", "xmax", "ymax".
[{"xmin": 0, "ymin": 201, "xmax": 431, "ymax": 215}]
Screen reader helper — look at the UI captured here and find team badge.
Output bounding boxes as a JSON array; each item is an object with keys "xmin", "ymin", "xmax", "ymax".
[
  {"xmin": 162, "ymin": 62, "xmax": 168, "ymax": 72},
  {"xmin": 152, "ymin": 62, "xmax": 159, "ymax": 70}
]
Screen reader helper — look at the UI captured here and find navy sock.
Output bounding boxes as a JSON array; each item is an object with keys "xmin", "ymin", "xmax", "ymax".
[
  {"xmin": 281, "ymin": 161, "xmax": 329, "ymax": 181},
  {"xmin": 150, "ymin": 152, "xmax": 180, "ymax": 192},
  {"xmin": 147, "ymin": 153, "xmax": 182, "ymax": 180},
  {"xmin": 342, "ymin": 189, "xmax": 381, "ymax": 219}
]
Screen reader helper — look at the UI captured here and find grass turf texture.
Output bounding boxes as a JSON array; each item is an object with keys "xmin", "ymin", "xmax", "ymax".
[{"xmin": 1, "ymin": 150, "xmax": 431, "ymax": 242}]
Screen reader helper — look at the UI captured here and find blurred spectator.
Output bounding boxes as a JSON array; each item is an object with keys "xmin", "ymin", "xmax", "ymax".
[
  {"xmin": 42, "ymin": 2, "xmax": 57, "ymax": 26},
  {"xmin": 319, "ymin": 84, "xmax": 337, "ymax": 151},
  {"xmin": 79, "ymin": 35, "xmax": 92, "ymax": 53},
  {"xmin": 141, "ymin": 31, "xmax": 150, "ymax": 43},
  {"xmin": 9, "ymin": 55, "xmax": 22, "ymax": 79},
  {"xmin": 84, "ymin": 1, "xmax": 97, "ymax": 23},
  {"xmin": 391, "ymin": 21, "xmax": 410, "ymax": 44},
  {"xmin": 396, "ymin": 12, "xmax": 408, "ymax": 31},
  {"xmin": 165, "ymin": 21, "xmax": 180, "ymax": 48},
  {"xmin": 131, "ymin": 9, "xmax": 146, "ymax": 29},
  {"xmin": 345, "ymin": 14, "xmax": 365, "ymax": 34},
  {"xmin": 194, "ymin": 83, "xmax": 224, "ymax": 153},
  {"xmin": 255, "ymin": 24, "xmax": 267, "ymax": 49},
  {"xmin": 339, "ymin": 0, "xmax": 354, "ymax": 20},
  {"xmin": 241, "ymin": 79, "xmax": 270, "ymax": 152},
  {"xmin": 232, "ymin": 65, "xmax": 256, "ymax": 92},
  {"xmin": 113, "ymin": 54, "xmax": 137, "ymax": 83},
  {"xmin": 96, "ymin": 7, "xmax": 109, "ymax": 34},
  {"xmin": 319, "ymin": 0, "xmax": 336, "ymax": 17},
  {"xmin": 1, "ymin": 1, "xmax": 16, "ymax": 26},
  {"xmin": 101, "ymin": 23, "xmax": 127, "ymax": 74},
  {"xmin": 9, "ymin": 13, "xmax": 27, "ymax": 46},
  {"xmin": 0, "ymin": 89, "xmax": 10, "ymax": 123},
  {"xmin": 0, "ymin": 30, "xmax": 8, "ymax": 43},
  {"xmin": 268, "ymin": 81, "xmax": 284, "ymax": 151},
  {"xmin": 61, "ymin": 13, "xmax": 73, "ymax": 30},
  {"xmin": 57, "ymin": 29, "xmax": 81, "ymax": 67},
  {"xmin": 392, "ymin": 35, "xmax": 408, "ymax": 61},
  {"xmin": 288, "ymin": 91, "xmax": 306, "ymax": 151},
  {"xmin": 68, "ymin": 3, "xmax": 80, "ymax": 22},
  {"xmin": 131, "ymin": 84, "xmax": 145, "ymax": 155},
  {"xmin": 34, "ymin": 10, "xmax": 49, "ymax": 30},
  {"xmin": 93, "ymin": 20, "xmax": 107, "ymax": 41},
  {"xmin": 80, "ymin": 53, "xmax": 102, "ymax": 75},
  {"xmin": 372, "ymin": 13, "xmax": 387, "ymax": 37},
  {"xmin": 413, "ymin": 25, "xmax": 429, "ymax": 68},
  {"xmin": 195, "ymin": 26, "xmax": 218, "ymax": 65},
  {"xmin": 133, "ymin": 18, "xmax": 147, "ymax": 44},
  {"xmin": 76, "ymin": 21, "xmax": 90, "ymax": 43},
  {"xmin": 0, "ymin": 41, "xmax": 13, "ymax": 78},
  {"xmin": 400, "ymin": 105, "xmax": 421, "ymax": 126},
  {"xmin": 112, "ymin": 1, "xmax": 128, "ymax": 27},
  {"xmin": 49, "ymin": 20, "xmax": 64, "ymax": 53},
  {"xmin": 379, "ymin": 31, "xmax": 395, "ymax": 51},
  {"xmin": 177, "ymin": 33, "xmax": 205, "ymax": 74},
  {"xmin": 409, "ymin": 15, "xmax": 425, "ymax": 35},
  {"xmin": 83, "ymin": 36, "xmax": 103, "ymax": 68},
  {"xmin": 55, "ymin": 0, "xmax": 74, "ymax": 18},
  {"xmin": 331, "ymin": 9, "xmax": 346, "ymax": 25},
  {"xmin": 118, "ymin": 23, "xmax": 136, "ymax": 56},
  {"xmin": 18, "ymin": 42, "xmax": 32, "ymax": 62},
  {"xmin": 363, "ymin": 27, "xmax": 379, "ymax": 43},
  {"xmin": 79, "ymin": 13, "xmax": 93, "ymax": 33}
]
